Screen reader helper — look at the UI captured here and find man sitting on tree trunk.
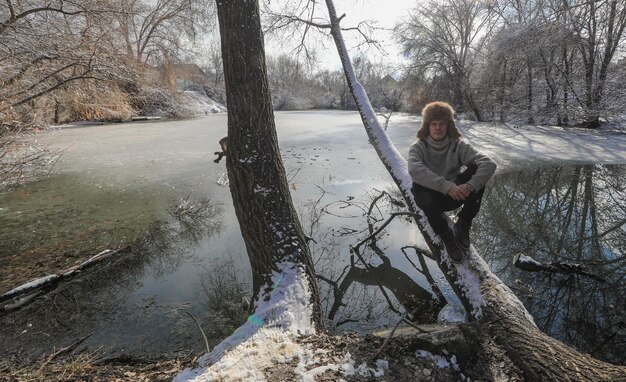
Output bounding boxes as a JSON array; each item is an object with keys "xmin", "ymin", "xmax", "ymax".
[{"xmin": 409, "ymin": 101, "xmax": 497, "ymax": 261}]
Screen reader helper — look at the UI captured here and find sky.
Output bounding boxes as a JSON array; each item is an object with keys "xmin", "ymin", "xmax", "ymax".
[{"xmin": 266, "ymin": 0, "xmax": 418, "ymax": 72}]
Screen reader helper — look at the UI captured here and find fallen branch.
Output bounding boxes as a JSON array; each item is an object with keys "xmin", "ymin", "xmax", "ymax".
[
  {"xmin": 514, "ymin": 254, "xmax": 606, "ymax": 282},
  {"xmin": 1, "ymin": 246, "xmax": 128, "ymax": 308}
]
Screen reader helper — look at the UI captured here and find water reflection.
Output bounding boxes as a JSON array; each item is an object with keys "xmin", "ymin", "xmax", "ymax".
[
  {"xmin": 476, "ymin": 164, "xmax": 626, "ymax": 365},
  {"xmin": 303, "ymin": 165, "xmax": 625, "ymax": 366},
  {"xmin": 3, "ymin": 163, "xmax": 624, "ymax": 367},
  {"xmin": 0, "ymin": 194, "xmax": 224, "ymax": 363},
  {"xmin": 0, "ymin": 175, "xmax": 176, "ymax": 292},
  {"xmin": 304, "ymin": 189, "xmax": 446, "ymax": 330}
]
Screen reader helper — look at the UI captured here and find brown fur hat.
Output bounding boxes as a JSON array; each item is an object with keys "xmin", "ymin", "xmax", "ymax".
[{"xmin": 417, "ymin": 101, "xmax": 462, "ymax": 140}]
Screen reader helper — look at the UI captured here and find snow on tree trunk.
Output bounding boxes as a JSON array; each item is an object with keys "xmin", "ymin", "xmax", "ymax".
[
  {"xmin": 174, "ymin": 1, "xmax": 324, "ymax": 376},
  {"xmin": 324, "ymin": 0, "xmax": 483, "ymax": 320}
]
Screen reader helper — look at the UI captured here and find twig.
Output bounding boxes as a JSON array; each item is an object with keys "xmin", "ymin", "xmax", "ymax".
[
  {"xmin": 401, "ymin": 245, "xmax": 434, "ymax": 260},
  {"xmin": 372, "ymin": 317, "xmax": 403, "ymax": 360},
  {"xmin": 401, "ymin": 246, "xmax": 444, "ymax": 302},
  {"xmin": 38, "ymin": 332, "xmax": 93, "ymax": 370},
  {"xmin": 186, "ymin": 311, "xmax": 210, "ymax": 353}
]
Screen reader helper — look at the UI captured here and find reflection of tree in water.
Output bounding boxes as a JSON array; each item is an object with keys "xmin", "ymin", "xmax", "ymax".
[
  {"xmin": 302, "ymin": 189, "xmax": 445, "ymax": 331},
  {"xmin": 139, "ymin": 196, "xmax": 223, "ymax": 276},
  {"xmin": 197, "ymin": 256, "xmax": 250, "ymax": 339},
  {"xmin": 0, "ymin": 196, "xmax": 223, "ymax": 362},
  {"xmin": 476, "ymin": 165, "xmax": 626, "ymax": 365}
]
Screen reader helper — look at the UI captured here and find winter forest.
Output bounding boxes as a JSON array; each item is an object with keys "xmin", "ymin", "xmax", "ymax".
[
  {"xmin": 1, "ymin": 0, "xmax": 626, "ymax": 381},
  {"xmin": 2, "ymin": 0, "xmax": 626, "ymax": 131}
]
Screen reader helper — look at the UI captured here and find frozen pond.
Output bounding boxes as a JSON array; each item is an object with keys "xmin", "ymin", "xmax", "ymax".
[{"xmin": 0, "ymin": 111, "xmax": 624, "ymax": 365}]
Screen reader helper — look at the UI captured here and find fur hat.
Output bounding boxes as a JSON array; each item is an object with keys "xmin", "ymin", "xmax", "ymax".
[{"xmin": 417, "ymin": 101, "xmax": 462, "ymax": 140}]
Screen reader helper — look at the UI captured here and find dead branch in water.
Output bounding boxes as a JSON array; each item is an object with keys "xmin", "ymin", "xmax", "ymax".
[{"xmin": 1, "ymin": 246, "xmax": 129, "ymax": 309}]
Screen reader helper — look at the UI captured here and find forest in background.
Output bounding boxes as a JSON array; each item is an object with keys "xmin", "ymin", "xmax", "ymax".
[{"xmin": 1, "ymin": 0, "xmax": 626, "ymax": 131}]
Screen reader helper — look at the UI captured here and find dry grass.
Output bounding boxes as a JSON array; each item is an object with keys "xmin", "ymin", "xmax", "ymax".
[
  {"xmin": 0, "ymin": 121, "xmax": 56, "ymax": 187},
  {"xmin": 1, "ymin": 352, "xmax": 196, "ymax": 382},
  {"xmin": 57, "ymin": 83, "xmax": 136, "ymax": 123}
]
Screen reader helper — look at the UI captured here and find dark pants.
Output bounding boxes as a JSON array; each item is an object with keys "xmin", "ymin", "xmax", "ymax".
[{"xmin": 411, "ymin": 164, "xmax": 485, "ymax": 235}]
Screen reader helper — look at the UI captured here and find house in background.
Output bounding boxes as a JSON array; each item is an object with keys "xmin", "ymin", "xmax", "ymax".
[
  {"xmin": 162, "ymin": 63, "xmax": 212, "ymax": 91},
  {"xmin": 380, "ymin": 74, "xmax": 399, "ymax": 92}
]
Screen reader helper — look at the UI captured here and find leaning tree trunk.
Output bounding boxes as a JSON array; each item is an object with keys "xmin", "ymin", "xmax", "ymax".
[
  {"xmin": 478, "ymin": 278, "xmax": 626, "ymax": 381},
  {"xmin": 324, "ymin": 0, "xmax": 626, "ymax": 379},
  {"xmin": 216, "ymin": 0, "xmax": 322, "ymax": 329},
  {"xmin": 324, "ymin": 0, "xmax": 481, "ymax": 321}
]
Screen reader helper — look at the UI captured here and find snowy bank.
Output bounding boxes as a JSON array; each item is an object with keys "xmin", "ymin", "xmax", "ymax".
[{"xmin": 174, "ymin": 262, "xmax": 316, "ymax": 381}]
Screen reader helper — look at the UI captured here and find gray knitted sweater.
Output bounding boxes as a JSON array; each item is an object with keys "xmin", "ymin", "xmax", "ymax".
[{"xmin": 408, "ymin": 136, "xmax": 497, "ymax": 195}]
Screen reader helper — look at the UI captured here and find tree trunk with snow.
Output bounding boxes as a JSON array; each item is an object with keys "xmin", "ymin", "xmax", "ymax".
[
  {"xmin": 324, "ymin": 0, "xmax": 626, "ymax": 379},
  {"xmin": 324, "ymin": 0, "xmax": 477, "ymax": 320},
  {"xmin": 216, "ymin": 0, "xmax": 322, "ymax": 328}
]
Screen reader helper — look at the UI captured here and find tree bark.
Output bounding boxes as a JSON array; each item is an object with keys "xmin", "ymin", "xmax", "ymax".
[
  {"xmin": 216, "ymin": 0, "xmax": 322, "ymax": 328},
  {"xmin": 479, "ymin": 282, "xmax": 626, "ymax": 381}
]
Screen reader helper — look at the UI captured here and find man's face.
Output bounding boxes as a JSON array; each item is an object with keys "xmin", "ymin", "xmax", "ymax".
[{"xmin": 428, "ymin": 119, "xmax": 448, "ymax": 141}]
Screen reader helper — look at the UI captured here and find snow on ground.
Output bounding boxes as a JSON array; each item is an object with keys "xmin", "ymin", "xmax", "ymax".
[
  {"xmin": 459, "ymin": 121, "xmax": 626, "ymax": 169},
  {"xmin": 174, "ymin": 261, "xmax": 318, "ymax": 381},
  {"xmin": 180, "ymin": 91, "xmax": 226, "ymax": 116}
]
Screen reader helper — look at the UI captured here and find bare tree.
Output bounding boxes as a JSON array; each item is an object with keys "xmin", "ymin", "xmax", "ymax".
[
  {"xmin": 566, "ymin": 0, "xmax": 626, "ymax": 128},
  {"xmin": 113, "ymin": 0, "xmax": 214, "ymax": 65},
  {"xmin": 396, "ymin": 0, "xmax": 498, "ymax": 120},
  {"xmin": 0, "ymin": 0, "xmax": 134, "ymax": 184},
  {"xmin": 396, "ymin": 0, "xmax": 626, "ymax": 127},
  {"xmin": 0, "ymin": 0, "xmax": 133, "ymax": 114}
]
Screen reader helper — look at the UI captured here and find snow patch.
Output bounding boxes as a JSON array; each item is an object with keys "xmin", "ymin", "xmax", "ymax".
[
  {"xmin": 254, "ymin": 185, "xmax": 272, "ymax": 196},
  {"xmin": 518, "ymin": 254, "xmax": 543, "ymax": 269},
  {"xmin": 452, "ymin": 256, "xmax": 486, "ymax": 318},
  {"xmin": 180, "ymin": 90, "xmax": 226, "ymax": 116},
  {"xmin": 174, "ymin": 329, "xmax": 302, "ymax": 381},
  {"xmin": 437, "ymin": 304, "xmax": 467, "ymax": 324},
  {"xmin": 466, "ymin": 248, "xmax": 536, "ymax": 325},
  {"xmin": 415, "ymin": 350, "xmax": 459, "ymax": 370},
  {"xmin": 341, "ymin": 352, "xmax": 388, "ymax": 378},
  {"xmin": 174, "ymin": 260, "xmax": 315, "ymax": 381}
]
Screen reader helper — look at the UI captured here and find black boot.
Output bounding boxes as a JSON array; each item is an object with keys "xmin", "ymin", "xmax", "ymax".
[
  {"xmin": 454, "ymin": 218, "xmax": 472, "ymax": 250},
  {"xmin": 440, "ymin": 229, "xmax": 464, "ymax": 262}
]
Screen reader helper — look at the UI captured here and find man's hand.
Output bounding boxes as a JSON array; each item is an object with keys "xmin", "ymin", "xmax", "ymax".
[{"xmin": 447, "ymin": 184, "xmax": 471, "ymax": 201}]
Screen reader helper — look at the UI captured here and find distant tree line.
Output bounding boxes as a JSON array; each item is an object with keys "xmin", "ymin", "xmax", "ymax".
[
  {"xmin": 260, "ymin": 54, "xmax": 405, "ymax": 112},
  {"xmin": 4, "ymin": 0, "xmax": 621, "ymax": 129},
  {"xmin": 395, "ymin": 0, "xmax": 626, "ymax": 128}
]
